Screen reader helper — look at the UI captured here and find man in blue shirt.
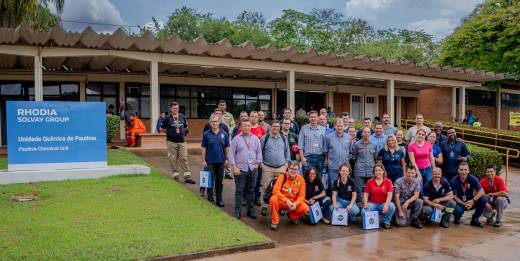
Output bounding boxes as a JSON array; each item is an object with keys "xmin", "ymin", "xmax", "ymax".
[
  {"xmin": 440, "ymin": 129, "xmax": 470, "ymax": 182},
  {"xmin": 156, "ymin": 112, "xmax": 166, "ymax": 133},
  {"xmin": 298, "ymin": 111, "xmax": 326, "ymax": 175},
  {"xmin": 433, "ymin": 122, "xmax": 448, "ymax": 146},
  {"xmin": 201, "ymin": 115, "xmax": 230, "ymax": 207},
  {"xmin": 450, "ymin": 162, "xmax": 487, "ymax": 227},
  {"xmin": 369, "ymin": 123, "xmax": 387, "ymax": 154},
  {"xmin": 324, "ymin": 120, "xmax": 352, "ymax": 195}
]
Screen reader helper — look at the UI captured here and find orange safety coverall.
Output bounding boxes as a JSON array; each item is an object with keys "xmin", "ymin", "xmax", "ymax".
[
  {"xmin": 269, "ymin": 173, "xmax": 309, "ymax": 225},
  {"xmin": 126, "ymin": 117, "xmax": 147, "ymax": 146}
]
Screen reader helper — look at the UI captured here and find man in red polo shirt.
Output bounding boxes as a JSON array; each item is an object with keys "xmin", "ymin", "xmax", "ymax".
[{"xmin": 480, "ymin": 165, "xmax": 508, "ymax": 227}]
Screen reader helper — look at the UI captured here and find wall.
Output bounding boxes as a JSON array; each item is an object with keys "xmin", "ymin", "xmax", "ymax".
[
  {"xmin": 417, "ymin": 88, "xmax": 452, "ymax": 122},
  {"xmin": 466, "ymin": 105, "xmax": 497, "ymax": 128}
]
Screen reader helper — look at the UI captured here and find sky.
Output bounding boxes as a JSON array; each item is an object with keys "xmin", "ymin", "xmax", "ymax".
[{"xmin": 57, "ymin": 0, "xmax": 483, "ymax": 40}]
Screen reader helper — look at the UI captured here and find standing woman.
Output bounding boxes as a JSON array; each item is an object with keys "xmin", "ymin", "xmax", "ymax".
[
  {"xmin": 377, "ymin": 135, "xmax": 407, "ymax": 183},
  {"xmin": 362, "ymin": 164, "xmax": 396, "ymax": 229},
  {"xmin": 329, "ymin": 163, "xmax": 360, "ymax": 223},
  {"xmin": 351, "ymin": 127, "xmax": 378, "ymax": 203},
  {"xmin": 408, "ymin": 128, "xmax": 435, "ymax": 185},
  {"xmin": 427, "ymin": 132, "xmax": 443, "ymax": 167},
  {"xmin": 304, "ymin": 167, "xmax": 331, "ymax": 224}
]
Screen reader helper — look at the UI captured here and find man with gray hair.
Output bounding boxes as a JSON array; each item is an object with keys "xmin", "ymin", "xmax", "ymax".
[
  {"xmin": 406, "ymin": 114, "xmax": 431, "ymax": 142},
  {"xmin": 433, "ymin": 121, "xmax": 448, "ymax": 145}
]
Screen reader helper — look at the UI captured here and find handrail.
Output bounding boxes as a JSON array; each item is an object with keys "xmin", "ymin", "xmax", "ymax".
[{"xmin": 400, "ymin": 119, "xmax": 519, "ymax": 184}]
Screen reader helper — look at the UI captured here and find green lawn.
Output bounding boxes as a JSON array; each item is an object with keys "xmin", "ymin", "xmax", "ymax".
[{"xmin": 0, "ymin": 150, "xmax": 268, "ymax": 260}]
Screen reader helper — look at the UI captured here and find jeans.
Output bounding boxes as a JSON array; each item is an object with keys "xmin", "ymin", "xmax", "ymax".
[
  {"xmin": 203, "ymin": 163, "xmax": 224, "ymax": 201},
  {"xmin": 483, "ymin": 196, "xmax": 508, "ymax": 223},
  {"xmin": 330, "ymin": 197, "xmax": 360, "ymax": 222},
  {"xmin": 362, "ymin": 202, "xmax": 396, "ymax": 225},
  {"xmin": 422, "ymin": 200, "xmax": 456, "ymax": 223},
  {"xmin": 453, "ymin": 197, "xmax": 487, "ymax": 221},
  {"xmin": 396, "ymin": 199, "xmax": 423, "ymax": 226},
  {"xmin": 305, "ymin": 155, "xmax": 324, "ymax": 177},
  {"xmin": 254, "ymin": 167, "xmax": 263, "ymax": 201},
  {"xmin": 327, "ymin": 168, "xmax": 338, "ymax": 195},
  {"xmin": 419, "ymin": 166, "xmax": 432, "ymax": 187},
  {"xmin": 309, "ymin": 197, "xmax": 332, "ymax": 220},
  {"xmin": 234, "ymin": 169, "xmax": 258, "ymax": 215}
]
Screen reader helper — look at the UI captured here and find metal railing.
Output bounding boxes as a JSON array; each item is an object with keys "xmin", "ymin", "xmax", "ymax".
[{"xmin": 400, "ymin": 119, "xmax": 520, "ymax": 184}]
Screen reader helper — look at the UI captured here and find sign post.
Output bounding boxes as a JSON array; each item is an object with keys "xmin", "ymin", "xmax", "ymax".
[{"xmin": 7, "ymin": 101, "xmax": 107, "ymax": 171}]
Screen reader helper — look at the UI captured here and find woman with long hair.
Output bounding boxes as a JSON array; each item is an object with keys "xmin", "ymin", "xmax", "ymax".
[
  {"xmin": 408, "ymin": 128, "xmax": 435, "ymax": 185},
  {"xmin": 329, "ymin": 163, "xmax": 360, "ymax": 224},
  {"xmin": 362, "ymin": 164, "xmax": 396, "ymax": 229},
  {"xmin": 377, "ymin": 134, "xmax": 407, "ymax": 183},
  {"xmin": 304, "ymin": 167, "xmax": 331, "ymax": 224}
]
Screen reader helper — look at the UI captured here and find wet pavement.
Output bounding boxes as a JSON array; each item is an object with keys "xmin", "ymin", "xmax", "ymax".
[{"xmin": 132, "ymin": 148, "xmax": 520, "ymax": 261}]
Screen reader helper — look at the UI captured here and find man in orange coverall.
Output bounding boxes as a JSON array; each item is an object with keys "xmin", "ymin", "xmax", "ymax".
[
  {"xmin": 126, "ymin": 113, "xmax": 147, "ymax": 147},
  {"xmin": 269, "ymin": 160, "xmax": 308, "ymax": 230}
]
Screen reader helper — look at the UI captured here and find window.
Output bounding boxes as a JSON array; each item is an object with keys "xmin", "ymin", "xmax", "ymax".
[
  {"xmin": 466, "ymin": 89, "xmax": 496, "ymax": 107},
  {"xmin": 125, "ymin": 83, "xmax": 150, "ymax": 118},
  {"xmin": 86, "ymin": 82, "xmax": 119, "ymax": 112},
  {"xmin": 502, "ymin": 93, "xmax": 520, "ymax": 109},
  {"xmin": 160, "ymin": 85, "xmax": 272, "ymax": 119},
  {"xmin": 43, "ymin": 82, "xmax": 79, "ymax": 101}
]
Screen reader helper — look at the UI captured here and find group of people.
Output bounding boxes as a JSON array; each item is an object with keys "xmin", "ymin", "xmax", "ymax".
[{"xmin": 158, "ymin": 100, "xmax": 509, "ymax": 231}]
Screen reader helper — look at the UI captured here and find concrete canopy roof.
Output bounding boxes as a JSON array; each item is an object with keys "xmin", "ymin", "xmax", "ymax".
[{"xmin": 0, "ymin": 24, "xmax": 506, "ymax": 84}]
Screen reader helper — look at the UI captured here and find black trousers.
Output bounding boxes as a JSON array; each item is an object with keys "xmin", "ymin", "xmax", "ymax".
[{"xmin": 206, "ymin": 163, "xmax": 225, "ymax": 201}]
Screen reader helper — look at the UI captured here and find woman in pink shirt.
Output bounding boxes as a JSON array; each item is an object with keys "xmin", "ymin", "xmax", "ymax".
[{"xmin": 408, "ymin": 128, "xmax": 435, "ymax": 186}]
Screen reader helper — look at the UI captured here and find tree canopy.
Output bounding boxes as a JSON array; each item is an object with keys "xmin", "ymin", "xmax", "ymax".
[
  {"xmin": 0, "ymin": 0, "xmax": 63, "ymax": 29},
  {"xmin": 438, "ymin": 0, "xmax": 520, "ymax": 79},
  {"xmin": 149, "ymin": 7, "xmax": 439, "ymax": 64}
]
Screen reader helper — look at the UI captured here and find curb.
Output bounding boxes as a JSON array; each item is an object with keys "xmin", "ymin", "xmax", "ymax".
[{"xmin": 147, "ymin": 241, "xmax": 275, "ymax": 261}]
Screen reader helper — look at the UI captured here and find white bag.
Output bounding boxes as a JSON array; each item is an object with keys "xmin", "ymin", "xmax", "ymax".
[
  {"xmin": 309, "ymin": 202, "xmax": 323, "ymax": 224},
  {"xmin": 431, "ymin": 208, "xmax": 442, "ymax": 223},
  {"xmin": 322, "ymin": 172, "xmax": 329, "ymax": 190},
  {"xmin": 331, "ymin": 208, "xmax": 349, "ymax": 226},
  {"xmin": 362, "ymin": 210, "xmax": 380, "ymax": 230},
  {"xmin": 199, "ymin": 169, "xmax": 212, "ymax": 188}
]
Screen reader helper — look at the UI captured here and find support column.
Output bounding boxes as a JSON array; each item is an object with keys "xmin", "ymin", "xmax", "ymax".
[
  {"xmin": 327, "ymin": 91, "xmax": 334, "ymax": 112},
  {"xmin": 34, "ymin": 50, "xmax": 43, "ymax": 101},
  {"xmin": 119, "ymin": 81, "xmax": 126, "ymax": 141},
  {"xmin": 79, "ymin": 81, "xmax": 86, "ymax": 101},
  {"xmin": 150, "ymin": 60, "xmax": 160, "ymax": 134},
  {"xmin": 272, "ymin": 85, "xmax": 277, "ymax": 120},
  {"xmin": 496, "ymin": 86, "xmax": 501, "ymax": 129},
  {"xmin": 396, "ymin": 96, "xmax": 402, "ymax": 127},
  {"xmin": 451, "ymin": 87, "xmax": 457, "ymax": 122},
  {"xmin": 386, "ymin": 79, "xmax": 395, "ymax": 126},
  {"xmin": 286, "ymin": 71, "xmax": 295, "ymax": 116},
  {"xmin": 459, "ymin": 87, "xmax": 466, "ymax": 123}
]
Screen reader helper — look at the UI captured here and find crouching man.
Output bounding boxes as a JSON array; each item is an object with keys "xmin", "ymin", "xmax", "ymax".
[
  {"xmin": 269, "ymin": 161, "xmax": 308, "ymax": 230},
  {"xmin": 394, "ymin": 166, "xmax": 423, "ymax": 228},
  {"xmin": 451, "ymin": 162, "xmax": 487, "ymax": 227},
  {"xmin": 422, "ymin": 167, "xmax": 456, "ymax": 228},
  {"xmin": 480, "ymin": 165, "xmax": 509, "ymax": 227}
]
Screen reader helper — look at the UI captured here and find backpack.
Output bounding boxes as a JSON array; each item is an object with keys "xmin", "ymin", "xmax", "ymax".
[
  {"xmin": 263, "ymin": 174, "xmax": 287, "ymax": 204},
  {"xmin": 262, "ymin": 134, "xmax": 287, "ymax": 158}
]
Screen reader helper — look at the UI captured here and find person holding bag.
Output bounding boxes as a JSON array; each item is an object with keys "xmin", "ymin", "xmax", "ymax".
[
  {"xmin": 269, "ymin": 161, "xmax": 308, "ymax": 230},
  {"xmin": 362, "ymin": 164, "xmax": 396, "ymax": 229},
  {"xmin": 201, "ymin": 115, "xmax": 229, "ymax": 207},
  {"xmin": 329, "ymin": 163, "xmax": 360, "ymax": 224},
  {"xmin": 304, "ymin": 167, "xmax": 331, "ymax": 224}
]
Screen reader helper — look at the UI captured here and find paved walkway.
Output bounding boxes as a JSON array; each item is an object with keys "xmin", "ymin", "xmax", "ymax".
[{"xmin": 132, "ymin": 147, "xmax": 520, "ymax": 261}]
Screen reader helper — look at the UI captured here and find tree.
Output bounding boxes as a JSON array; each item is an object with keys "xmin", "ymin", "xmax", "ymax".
[
  {"xmin": 23, "ymin": 3, "xmax": 59, "ymax": 29},
  {"xmin": 0, "ymin": 0, "xmax": 64, "ymax": 28},
  {"xmin": 438, "ymin": 0, "xmax": 520, "ymax": 78}
]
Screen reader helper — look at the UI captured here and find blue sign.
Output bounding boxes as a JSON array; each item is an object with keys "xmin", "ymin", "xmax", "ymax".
[{"xmin": 7, "ymin": 101, "xmax": 107, "ymax": 171}]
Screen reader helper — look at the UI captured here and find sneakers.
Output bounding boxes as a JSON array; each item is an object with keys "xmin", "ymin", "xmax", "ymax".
[
  {"xmin": 254, "ymin": 198, "xmax": 262, "ymax": 206},
  {"xmin": 454, "ymin": 217, "xmax": 461, "ymax": 225},
  {"xmin": 247, "ymin": 212, "xmax": 257, "ymax": 219},
  {"xmin": 216, "ymin": 200, "xmax": 225, "ymax": 208},
  {"xmin": 185, "ymin": 178, "xmax": 196, "ymax": 184},
  {"xmin": 234, "ymin": 212, "xmax": 241, "ymax": 219},
  {"xmin": 470, "ymin": 219, "xmax": 484, "ymax": 228},
  {"xmin": 440, "ymin": 220, "xmax": 449, "ymax": 228},
  {"xmin": 486, "ymin": 212, "xmax": 496, "ymax": 223},
  {"xmin": 493, "ymin": 221, "xmax": 502, "ymax": 227},
  {"xmin": 261, "ymin": 207, "xmax": 268, "ymax": 216},
  {"xmin": 322, "ymin": 218, "xmax": 330, "ymax": 224},
  {"xmin": 224, "ymin": 173, "xmax": 234, "ymax": 180},
  {"xmin": 270, "ymin": 223, "xmax": 278, "ymax": 230},
  {"xmin": 288, "ymin": 219, "xmax": 299, "ymax": 225},
  {"xmin": 382, "ymin": 223, "xmax": 391, "ymax": 229},
  {"xmin": 411, "ymin": 218, "xmax": 423, "ymax": 229}
]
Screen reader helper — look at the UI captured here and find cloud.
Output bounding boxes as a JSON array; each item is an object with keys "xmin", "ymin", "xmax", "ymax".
[
  {"xmin": 59, "ymin": 0, "xmax": 125, "ymax": 33},
  {"xmin": 408, "ymin": 18, "xmax": 459, "ymax": 39}
]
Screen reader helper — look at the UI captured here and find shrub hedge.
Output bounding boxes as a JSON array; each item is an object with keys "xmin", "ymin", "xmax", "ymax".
[
  {"xmin": 106, "ymin": 115, "xmax": 120, "ymax": 142},
  {"xmin": 467, "ymin": 143, "xmax": 503, "ymax": 179}
]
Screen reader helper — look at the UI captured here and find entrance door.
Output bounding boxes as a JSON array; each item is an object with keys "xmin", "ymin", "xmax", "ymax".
[
  {"xmin": 364, "ymin": 95, "xmax": 378, "ymax": 119},
  {"xmin": 350, "ymin": 94, "xmax": 363, "ymax": 120}
]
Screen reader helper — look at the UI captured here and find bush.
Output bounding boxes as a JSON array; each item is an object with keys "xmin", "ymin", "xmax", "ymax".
[
  {"xmin": 106, "ymin": 115, "xmax": 120, "ymax": 142},
  {"xmin": 295, "ymin": 116, "xmax": 309, "ymax": 127},
  {"xmin": 467, "ymin": 143, "xmax": 503, "ymax": 179}
]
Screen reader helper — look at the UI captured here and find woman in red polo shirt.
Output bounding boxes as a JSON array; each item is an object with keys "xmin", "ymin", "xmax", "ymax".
[{"xmin": 362, "ymin": 164, "xmax": 396, "ymax": 229}]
